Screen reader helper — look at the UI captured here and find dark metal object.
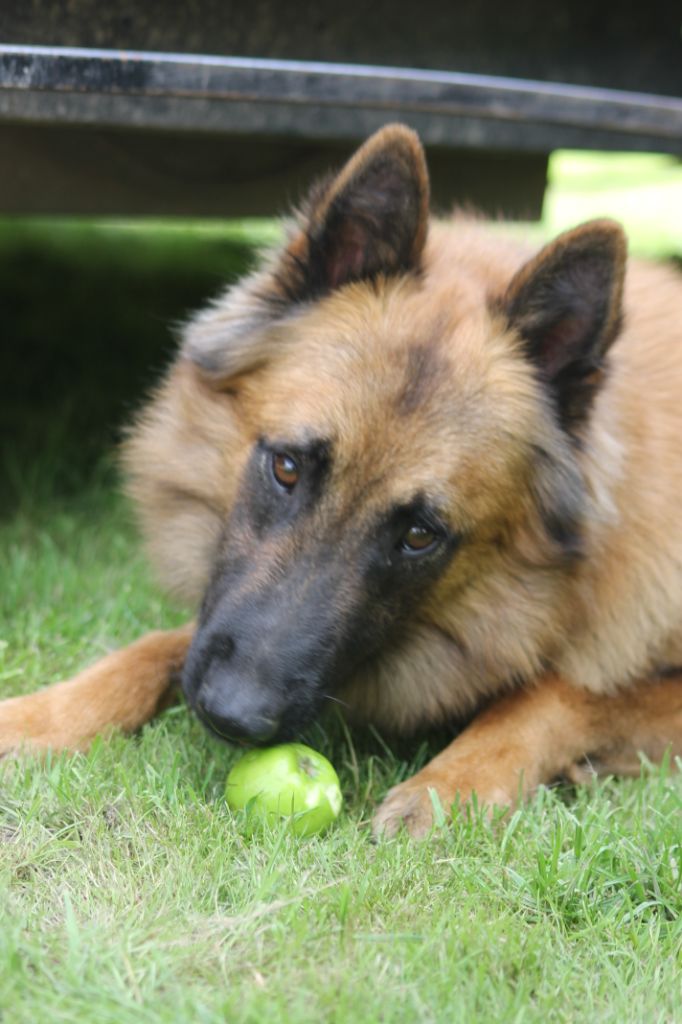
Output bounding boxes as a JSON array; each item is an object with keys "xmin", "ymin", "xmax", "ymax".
[
  {"xmin": 0, "ymin": 124, "xmax": 550, "ymax": 219},
  {"xmin": 0, "ymin": 44, "xmax": 679, "ymax": 218},
  {"xmin": 1, "ymin": 45, "xmax": 680, "ymax": 153}
]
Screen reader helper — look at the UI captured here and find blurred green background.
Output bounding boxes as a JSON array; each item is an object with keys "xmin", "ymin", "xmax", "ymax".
[{"xmin": 2, "ymin": 150, "xmax": 681, "ymax": 513}]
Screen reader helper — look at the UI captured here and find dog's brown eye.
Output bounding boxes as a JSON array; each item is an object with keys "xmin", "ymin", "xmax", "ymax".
[
  {"xmin": 272, "ymin": 453, "xmax": 299, "ymax": 490},
  {"xmin": 400, "ymin": 524, "xmax": 437, "ymax": 553}
]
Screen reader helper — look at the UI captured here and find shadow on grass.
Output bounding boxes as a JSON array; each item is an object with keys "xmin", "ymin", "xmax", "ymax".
[{"xmin": 1, "ymin": 220, "xmax": 256, "ymax": 513}]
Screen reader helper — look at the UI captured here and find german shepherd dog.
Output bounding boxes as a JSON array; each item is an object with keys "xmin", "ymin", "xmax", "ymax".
[{"xmin": 1, "ymin": 125, "xmax": 681, "ymax": 837}]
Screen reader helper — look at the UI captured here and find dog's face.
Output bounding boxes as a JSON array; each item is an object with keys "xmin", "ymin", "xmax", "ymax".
[
  {"xmin": 155, "ymin": 125, "xmax": 625, "ymax": 745},
  {"xmin": 182, "ymin": 281, "xmax": 534, "ymax": 742}
]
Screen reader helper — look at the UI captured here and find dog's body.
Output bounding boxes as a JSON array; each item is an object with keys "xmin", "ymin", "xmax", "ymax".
[{"xmin": 2, "ymin": 126, "xmax": 681, "ymax": 836}]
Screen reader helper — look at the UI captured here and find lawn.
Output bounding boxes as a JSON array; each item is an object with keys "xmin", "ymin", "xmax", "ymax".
[{"xmin": 1, "ymin": 152, "xmax": 681, "ymax": 1023}]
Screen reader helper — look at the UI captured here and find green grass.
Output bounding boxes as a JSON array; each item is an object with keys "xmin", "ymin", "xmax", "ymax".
[
  {"xmin": 494, "ymin": 151, "xmax": 682, "ymax": 260},
  {"xmin": 2, "ymin": 153, "xmax": 682, "ymax": 1022},
  {"xmin": 544, "ymin": 152, "xmax": 682, "ymax": 259}
]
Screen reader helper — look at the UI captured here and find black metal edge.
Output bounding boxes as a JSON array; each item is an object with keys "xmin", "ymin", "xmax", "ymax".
[{"xmin": 1, "ymin": 44, "xmax": 680, "ymax": 146}]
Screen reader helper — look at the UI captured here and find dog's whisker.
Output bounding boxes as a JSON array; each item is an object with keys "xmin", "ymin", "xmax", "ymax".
[{"xmin": 323, "ymin": 694, "xmax": 351, "ymax": 710}]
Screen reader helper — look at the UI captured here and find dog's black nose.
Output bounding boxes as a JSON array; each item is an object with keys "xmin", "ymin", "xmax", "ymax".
[{"xmin": 195, "ymin": 680, "xmax": 280, "ymax": 746}]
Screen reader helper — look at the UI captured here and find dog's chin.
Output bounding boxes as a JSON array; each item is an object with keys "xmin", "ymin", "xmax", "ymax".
[
  {"xmin": 187, "ymin": 697, "xmax": 315, "ymax": 749},
  {"xmin": 194, "ymin": 709, "xmax": 251, "ymax": 747}
]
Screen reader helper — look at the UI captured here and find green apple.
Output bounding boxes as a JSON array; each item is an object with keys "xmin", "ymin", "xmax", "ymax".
[{"xmin": 225, "ymin": 743, "xmax": 342, "ymax": 836}]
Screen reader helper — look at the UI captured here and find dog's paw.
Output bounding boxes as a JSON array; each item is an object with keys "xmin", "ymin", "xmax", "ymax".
[
  {"xmin": 372, "ymin": 767, "xmax": 515, "ymax": 839},
  {"xmin": 372, "ymin": 777, "xmax": 441, "ymax": 839}
]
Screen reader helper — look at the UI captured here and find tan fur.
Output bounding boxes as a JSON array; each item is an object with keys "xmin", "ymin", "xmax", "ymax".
[
  {"xmin": 0, "ymin": 627, "xmax": 192, "ymax": 753},
  {"xmin": 1, "ymin": 125, "xmax": 681, "ymax": 837},
  {"xmin": 374, "ymin": 672, "xmax": 682, "ymax": 837}
]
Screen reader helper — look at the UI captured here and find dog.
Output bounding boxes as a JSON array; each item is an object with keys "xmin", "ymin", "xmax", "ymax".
[{"xmin": 1, "ymin": 124, "xmax": 681, "ymax": 837}]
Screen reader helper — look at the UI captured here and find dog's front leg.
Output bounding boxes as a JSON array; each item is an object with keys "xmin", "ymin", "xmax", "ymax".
[
  {"xmin": 373, "ymin": 672, "xmax": 682, "ymax": 838},
  {"xmin": 0, "ymin": 624, "xmax": 194, "ymax": 755}
]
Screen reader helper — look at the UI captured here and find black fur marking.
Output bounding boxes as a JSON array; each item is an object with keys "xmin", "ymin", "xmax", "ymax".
[
  {"xmin": 529, "ymin": 442, "xmax": 586, "ymax": 564},
  {"xmin": 396, "ymin": 343, "xmax": 447, "ymax": 416},
  {"xmin": 244, "ymin": 436, "xmax": 333, "ymax": 537}
]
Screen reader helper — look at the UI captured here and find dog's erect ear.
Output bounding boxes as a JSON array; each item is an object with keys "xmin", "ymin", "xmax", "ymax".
[
  {"xmin": 184, "ymin": 124, "xmax": 430, "ymax": 380},
  {"xmin": 277, "ymin": 122, "xmax": 430, "ymax": 300},
  {"xmin": 502, "ymin": 220, "xmax": 626, "ymax": 430}
]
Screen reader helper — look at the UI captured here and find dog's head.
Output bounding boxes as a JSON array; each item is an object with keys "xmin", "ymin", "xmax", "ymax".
[{"xmin": 126, "ymin": 125, "xmax": 626, "ymax": 744}]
